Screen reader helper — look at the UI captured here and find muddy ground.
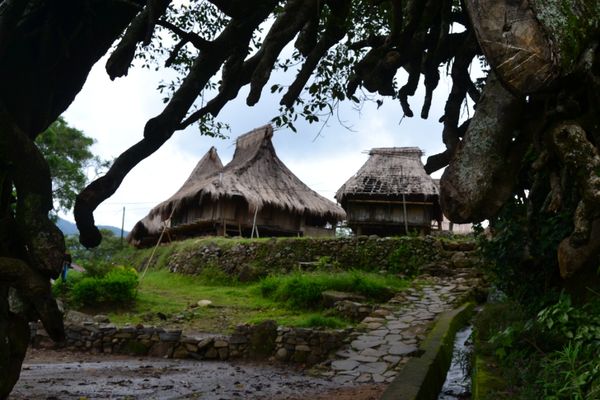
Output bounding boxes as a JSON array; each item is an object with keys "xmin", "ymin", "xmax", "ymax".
[{"xmin": 9, "ymin": 349, "xmax": 385, "ymax": 400}]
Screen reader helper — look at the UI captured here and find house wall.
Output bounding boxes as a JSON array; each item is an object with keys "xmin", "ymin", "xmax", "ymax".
[
  {"xmin": 346, "ymin": 202, "xmax": 434, "ymax": 225},
  {"xmin": 172, "ymin": 198, "xmax": 331, "ymax": 237}
]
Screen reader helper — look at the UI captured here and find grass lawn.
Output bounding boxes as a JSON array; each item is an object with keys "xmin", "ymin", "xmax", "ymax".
[{"xmin": 103, "ymin": 269, "xmax": 409, "ymax": 334}]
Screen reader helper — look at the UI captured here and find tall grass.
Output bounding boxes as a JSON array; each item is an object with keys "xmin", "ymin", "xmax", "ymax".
[{"xmin": 259, "ymin": 270, "xmax": 407, "ymax": 309}]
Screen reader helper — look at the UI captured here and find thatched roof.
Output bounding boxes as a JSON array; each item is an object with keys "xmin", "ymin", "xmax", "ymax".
[
  {"xmin": 335, "ymin": 147, "xmax": 439, "ymax": 203},
  {"xmin": 128, "ymin": 146, "xmax": 223, "ymax": 240},
  {"xmin": 129, "ymin": 125, "xmax": 345, "ymax": 241}
]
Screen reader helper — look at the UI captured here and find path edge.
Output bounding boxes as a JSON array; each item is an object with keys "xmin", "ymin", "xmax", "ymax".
[{"xmin": 380, "ymin": 302, "xmax": 475, "ymax": 400}]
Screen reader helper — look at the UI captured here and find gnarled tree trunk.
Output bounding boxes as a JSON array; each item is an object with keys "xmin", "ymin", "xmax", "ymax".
[{"xmin": 0, "ymin": 1, "xmax": 138, "ymax": 397}]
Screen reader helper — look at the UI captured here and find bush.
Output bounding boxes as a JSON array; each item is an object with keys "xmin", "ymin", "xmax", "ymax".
[
  {"xmin": 259, "ymin": 271, "xmax": 405, "ymax": 309},
  {"xmin": 296, "ymin": 314, "xmax": 347, "ymax": 329},
  {"xmin": 475, "ymin": 293, "xmax": 600, "ymax": 399},
  {"xmin": 69, "ymin": 266, "xmax": 138, "ymax": 307},
  {"xmin": 387, "ymin": 241, "xmax": 422, "ymax": 277}
]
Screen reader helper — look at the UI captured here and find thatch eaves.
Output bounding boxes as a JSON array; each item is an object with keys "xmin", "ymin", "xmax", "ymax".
[{"xmin": 335, "ymin": 147, "xmax": 439, "ymax": 203}]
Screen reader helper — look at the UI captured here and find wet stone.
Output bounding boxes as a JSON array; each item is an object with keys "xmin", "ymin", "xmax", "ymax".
[
  {"xmin": 389, "ymin": 343, "xmax": 419, "ymax": 356},
  {"xmin": 331, "ymin": 359, "xmax": 359, "ymax": 371},
  {"xmin": 348, "ymin": 354, "xmax": 379, "ymax": 363},
  {"xmin": 332, "ymin": 375, "xmax": 354, "ymax": 384},
  {"xmin": 357, "ymin": 362, "xmax": 388, "ymax": 375},
  {"xmin": 351, "ymin": 338, "xmax": 384, "ymax": 351},
  {"xmin": 370, "ymin": 329, "xmax": 389, "ymax": 337},
  {"xmin": 360, "ymin": 348, "xmax": 387, "ymax": 358},
  {"xmin": 383, "ymin": 355, "xmax": 401, "ymax": 366}
]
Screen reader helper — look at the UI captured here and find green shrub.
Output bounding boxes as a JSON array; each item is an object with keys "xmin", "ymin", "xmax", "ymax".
[
  {"xmin": 196, "ymin": 263, "xmax": 237, "ymax": 286},
  {"xmin": 52, "ymin": 271, "xmax": 85, "ymax": 300},
  {"xmin": 83, "ymin": 261, "xmax": 114, "ymax": 278},
  {"xmin": 387, "ymin": 241, "xmax": 421, "ymax": 276},
  {"xmin": 70, "ymin": 266, "xmax": 138, "ymax": 307},
  {"xmin": 296, "ymin": 314, "xmax": 347, "ymax": 329},
  {"xmin": 475, "ymin": 294, "xmax": 600, "ymax": 399},
  {"xmin": 259, "ymin": 271, "xmax": 405, "ymax": 310}
]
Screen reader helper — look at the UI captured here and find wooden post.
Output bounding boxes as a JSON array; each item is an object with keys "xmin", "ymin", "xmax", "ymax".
[
  {"xmin": 402, "ymin": 194, "xmax": 409, "ymax": 235},
  {"xmin": 251, "ymin": 207, "xmax": 258, "ymax": 238},
  {"xmin": 120, "ymin": 206, "xmax": 125, "ymax": 246}
]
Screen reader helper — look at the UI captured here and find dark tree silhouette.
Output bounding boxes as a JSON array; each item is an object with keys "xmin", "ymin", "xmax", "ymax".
[{"xmin": 0, "ymin": 0, "xmax": 598, "ymax": 397}]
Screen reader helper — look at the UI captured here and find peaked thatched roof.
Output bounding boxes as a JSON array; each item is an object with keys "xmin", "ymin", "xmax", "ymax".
[
  {"xmin": 129, "ymin": 125, "xmax": 345, "ymax": 242},
  {"xmin": 128, "ymin": 147, "xmax": 223, "ymax": 240},
  {"xmin": 335, "ymin": 147, "xmax": 439, "ymax": 203}
]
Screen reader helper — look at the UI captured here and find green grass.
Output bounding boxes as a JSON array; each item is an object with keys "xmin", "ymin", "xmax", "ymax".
[
  {"xmin": 259, "ymin": 270, "xmax": 408, "ymax": 309},
  {"xmin": 104, "ymin": 269, "xmax": 407, "ymax": 333}
]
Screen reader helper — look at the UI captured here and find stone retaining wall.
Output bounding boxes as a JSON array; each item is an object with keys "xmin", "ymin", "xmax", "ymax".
[
  {"xmin": 31, "ymin": 320, "xmax": 350, "ymax": 365},
  {"xmin": 164, "ymin": 236, "xmax": 467, "ymax": 279}
]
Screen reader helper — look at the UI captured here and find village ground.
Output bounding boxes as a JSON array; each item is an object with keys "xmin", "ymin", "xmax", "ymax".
[
  {"xmin": 11, "ymin": 348, "xmax": 384, "ymax": 400},
  {"xmin": 14, "ymin": 236, "xmax": 482, "ymax": 399}
]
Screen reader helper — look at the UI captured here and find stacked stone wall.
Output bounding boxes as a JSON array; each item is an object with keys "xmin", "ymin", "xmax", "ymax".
[
  {"xmin": 31, "ymin": 320, "xmax": 350, "ymax": 365},
  {"xmin": 166, "ymin": 236, "xmax": 457, "ymax": 279}
]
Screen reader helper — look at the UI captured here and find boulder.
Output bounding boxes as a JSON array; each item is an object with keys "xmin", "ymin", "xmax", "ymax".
[{"xmin": 321, "ymin": 290, "xmax": 366, "ymax": 308}]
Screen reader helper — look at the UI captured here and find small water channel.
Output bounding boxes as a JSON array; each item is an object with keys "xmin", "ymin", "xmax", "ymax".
[{"xmin": 438, "ymin": 324, "xmax": 473, "ymax": 400}]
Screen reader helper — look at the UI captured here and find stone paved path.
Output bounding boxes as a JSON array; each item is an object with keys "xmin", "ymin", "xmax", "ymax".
[{"xmin": 319, "ymin": 267, "xmax": 482, "ymax": 384}]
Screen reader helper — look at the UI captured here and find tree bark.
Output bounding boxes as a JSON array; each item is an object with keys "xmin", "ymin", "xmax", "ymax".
[
  {"xmin": 465, "ymin": 0, "xmax": 600, "ymax": 94},
  {"xmin": 440, "ymin": 72, "xmax": 525, "ymax": 223},
  {"xmin": 0, "ymin": 1, "xmax": 139, "ymax": 397}
]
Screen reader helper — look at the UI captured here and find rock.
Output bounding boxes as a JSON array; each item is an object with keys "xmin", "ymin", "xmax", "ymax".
[
  {"xmin": 349, "ymin": 354, "xmax": 379, "ymax": 363},
  {"xmin": 357, "ymin": 362, "xmax": 388, "ymax": 375},
  {"xmin": 204, "ymin": 347, "xmax": 218, "ymax": 359},
  {"xmin": 450, "ymin": 252, "xmax": 474, "ymax": 269},
  {"xmin": 249, "ymin": 320, "xmax": 277, "ymax": 359},
  {"xmin": 172, "ymin": 345, "xmax": 189, "ymax": 359},
  {"xmin": 229, "ymin": 334, "xmax": 248, "ymax": 345},
  {"xmin": 388, "ymin": 343, "xmax": 418, "ymax": 356},
  {"xmin": 213, "ymin": 340, "xmax": 228, "ymax": 348},
  {"xmin": 64, "ymin": 310, "xmax": 94, "ymax": 325},
  {"xmin": 218, "ymin": 347, "xmax": 229, "ymax": 360},
  {"xmin": 351, "ymin": 338, "xmax": 384, "ymax": 351},
  {"xmin": 441, "ymin": 241, "xmax": 476, "ymax": 251},
  {"xmin": 197, "ymin": 299, "xmax": 213, "ymax": 307},
  {"xmin": 295, "ymin": 344, "xmax": 311, "ymax": 352},
  {"xmin": 196, "ymin": 337, "xmax": 214, "ymax": 351},
  {"xmin": 331, "ymin": 359, "xmax": 359, "ymax": 371},
  {"xmin": 321, "ymin": 291, "xmax": 366, "ymax": 308},
  {"xmin": 93, "ymin": 314, "xmax": 110, "ymax": 323},
  {"xmin": 275, "ymin": 347, "xmax": 289, "ymax": 361},
  {"xmin": 148, "ymin": 342, "xmax": 174, "ymax": 358},
  {"xmin": 159, "ymin": 330, "xmax": 182, "ymax": 342}
]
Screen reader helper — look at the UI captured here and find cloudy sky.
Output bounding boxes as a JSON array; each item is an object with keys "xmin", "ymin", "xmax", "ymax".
[{"xmin": 61, "ymin": 54, "xmax": 469, "ymax": 231}]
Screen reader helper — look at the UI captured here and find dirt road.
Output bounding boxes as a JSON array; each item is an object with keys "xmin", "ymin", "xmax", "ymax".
[{"xmin": 9, "ymin": 349, "xmax": 384, "ymax": 400}]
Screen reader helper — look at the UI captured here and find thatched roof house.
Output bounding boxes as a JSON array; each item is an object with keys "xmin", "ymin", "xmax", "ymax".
[
  {"xmin": 335, "ymin": 147, "xmax": 442, "ymax": 236},
  {"xmin": 129, "ymin": 125, "xmax": 345, "ymax": 246}
]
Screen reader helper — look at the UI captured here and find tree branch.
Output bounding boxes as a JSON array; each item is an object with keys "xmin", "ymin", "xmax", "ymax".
[
  {"xmin": 0, "ymin": 257, "xmax": 64, "ymax": 342},
  {"xmin": 76, "ymin": 1, "xmax": 278, "ymax": 247},
  {"xmin": 0, "ymin": 105, "xmax": 64, "ymax": 278},
  {"xmin": 106, "ymin": 0, "xmax": 171, "ymax": 80},
  {"xmin": 281, "ymin": 0, "xmax": 351, "ymax": 108},
  {"xmin": 246, "ymin": 0, "xmax": 320, "ymax": 106},
  {"xmin": 0, "ymin": 0, "xmax": 29, "ymax": 60},
  {"xmin": 157, "ymin": 19, "xmax": 212, "ymax": 51}
]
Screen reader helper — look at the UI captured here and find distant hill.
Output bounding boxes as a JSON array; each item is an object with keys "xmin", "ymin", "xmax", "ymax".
[{"xmin": 56, "ymin": 217, "xmax": 128, "ymax": 237}]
